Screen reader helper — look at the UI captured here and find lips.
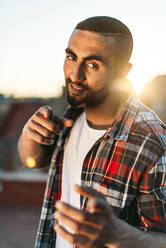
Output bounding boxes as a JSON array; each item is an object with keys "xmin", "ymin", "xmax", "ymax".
[
  {"xmin": 69, "ymin": 83, "xmax": 85, "ymax": 95},
  {"xmin": 72, "ymin": 84, "xmax": 83, "ymax": 91}
]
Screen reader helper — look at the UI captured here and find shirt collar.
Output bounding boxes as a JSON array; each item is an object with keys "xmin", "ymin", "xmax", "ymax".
[
  {"xmin": 105, "ymin": 95, "xmax": 139, "ymax": 140},
  {"xmin": 64, "ymin": 95, "xmax": 139, "ymax": 141}
]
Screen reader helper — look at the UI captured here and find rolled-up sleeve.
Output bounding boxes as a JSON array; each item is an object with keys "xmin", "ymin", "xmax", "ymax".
[{"xmin": 138, "ymin": 151, "xmax": 166, "ymax": 232}]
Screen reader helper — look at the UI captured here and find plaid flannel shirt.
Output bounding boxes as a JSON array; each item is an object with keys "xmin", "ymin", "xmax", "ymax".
[{"xmin": 35, "ymin": 95, "xmax": 166, "ymax": 248}]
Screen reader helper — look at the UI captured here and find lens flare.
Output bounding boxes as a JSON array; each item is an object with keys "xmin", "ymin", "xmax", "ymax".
[{"xmin": 26, "ymin": 157, "xmax": 36, "ymax": 168}]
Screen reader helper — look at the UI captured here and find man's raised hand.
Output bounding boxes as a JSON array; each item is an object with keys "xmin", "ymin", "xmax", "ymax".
[
  {"xmin": 54, "ymin": 185, "xmax": 120, "ymax": 248},
  {"xmin": 22, "ymin": 105, "xmax": 73, "ymax": 146}
]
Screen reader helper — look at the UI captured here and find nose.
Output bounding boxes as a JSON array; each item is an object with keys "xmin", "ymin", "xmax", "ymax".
[{"xmin": 70, "ymin": 62, "xmax": 86, "ymax": 83}]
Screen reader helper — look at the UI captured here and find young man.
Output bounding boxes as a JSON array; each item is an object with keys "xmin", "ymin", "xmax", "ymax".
[{"xmin": 18, "ymin": 16, "xmax": 166, "ymax": 248}]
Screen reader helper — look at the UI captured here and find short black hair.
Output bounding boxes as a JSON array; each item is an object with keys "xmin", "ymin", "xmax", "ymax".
[{"xmin": 75, "ymin": 16, "xmax": 133, "ymax": 63}]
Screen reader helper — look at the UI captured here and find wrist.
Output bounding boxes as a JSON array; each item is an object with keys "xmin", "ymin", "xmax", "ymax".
[
  {"xmin": 106, "ymin": 216, "xmax": 154, "ymax": 248},
  {"xmin": 105, "ymin": 213, "xmax": 123, "ymax": 247},
  {"xmin": 105, "ymin": 214, "xmax": 139, "ymax": 248}
]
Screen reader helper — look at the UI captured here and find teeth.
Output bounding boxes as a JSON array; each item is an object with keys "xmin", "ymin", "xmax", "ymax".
[{"xmin": 73, "ymin": 85, "xmax": 83, "ymax": 90}]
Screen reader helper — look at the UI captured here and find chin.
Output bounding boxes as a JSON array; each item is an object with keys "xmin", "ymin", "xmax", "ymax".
[{"xmin": 67, "ymin": 95, "xmax": 84, "ymax": 107}]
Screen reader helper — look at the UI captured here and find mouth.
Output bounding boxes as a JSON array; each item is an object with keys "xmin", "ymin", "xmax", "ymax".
[{"xmin": 69, "ymin": 83, "xmax": 85, "ymax": 95}]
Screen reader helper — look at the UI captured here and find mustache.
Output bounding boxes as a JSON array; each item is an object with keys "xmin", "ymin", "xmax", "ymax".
[{"xmin": 66, "ymin": 78, "xmax": 89, "ymax": 90}]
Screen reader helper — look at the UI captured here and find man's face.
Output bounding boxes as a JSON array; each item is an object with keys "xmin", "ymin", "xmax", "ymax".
[{"xmin": 64, "ymin": 29, "xmax": 120, "ymax": 108}]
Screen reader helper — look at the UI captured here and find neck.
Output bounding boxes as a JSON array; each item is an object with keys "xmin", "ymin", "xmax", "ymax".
[{"xmin": 85, "ymin": 92, "xmax": 129, "ymax": 126}]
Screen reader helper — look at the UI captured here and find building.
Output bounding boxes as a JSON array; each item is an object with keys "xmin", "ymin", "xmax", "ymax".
[{"xmin": 139, "ymin": 75, "xmax": 166, "ymax": 124}]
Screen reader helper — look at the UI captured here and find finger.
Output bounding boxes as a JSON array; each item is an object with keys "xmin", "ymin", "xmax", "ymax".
[
  {"xmin": 87, "ymin": 198, "xmax": 110, "ymax": 215},
  {"xmin": 39, "ymin": 105, "xmax": 53, "ymax": 119},
  {"xmin": 52, "ymin": 115, "xmax": 73, "ymax": 127},
  {"xmin": 36, "ymin": 106, "xmax": 73, "ymax": 127},
  {"xmin": 55, "ymin": 201, "xmax": 86, "ymax": 222},
  {"xmin": 28, "ymin": 128, "xmax": 54, "ymax": 145},
  {"xmin": 33, "ymin": 112, "xmax": 58, "ymax": 133},
  {"xmin": 74, "ymin": 185, "xmax": 105, "ymax": 200},
  {"xmin": 55, "ymin": 201, "xmax": 104, "ymax": 227},
  {"xmin": 30, "ymin": 120, "xmax": 56, "ymax": 139},
  {"xmin": 74, "ymin": 185, "xmax": 111, "ymax": 215},
  {"xmin": 54, "ymin": 211, "xmax": 101, "ymax": 237},
  {"xmin": 54, "ymin": 224, "xmax": 91, "ymax": 246}
]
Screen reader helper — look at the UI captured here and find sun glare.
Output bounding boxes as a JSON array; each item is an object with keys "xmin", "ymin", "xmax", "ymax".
[
  {"xmin": 131, "ymin": 81, "xmax": 145, "ymax": 95},
  {"xmin": 128, "ymin": 67, "xmax": 150, "ymax": 95}
]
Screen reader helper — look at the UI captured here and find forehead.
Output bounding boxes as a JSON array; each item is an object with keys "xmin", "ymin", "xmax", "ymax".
[{"xmin": 67, "ymin": 29, "xmax": 116, "ymax": 58}]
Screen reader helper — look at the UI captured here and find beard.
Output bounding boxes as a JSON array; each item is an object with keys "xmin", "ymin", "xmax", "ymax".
[{"xmin": 65, "ymin": 78, "xmax": 110, "ymax": 108}]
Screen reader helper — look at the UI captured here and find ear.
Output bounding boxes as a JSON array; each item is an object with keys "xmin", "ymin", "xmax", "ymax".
[{"xmin": 121, "ymin": 63, "xmax": 133, "ymax": 77}]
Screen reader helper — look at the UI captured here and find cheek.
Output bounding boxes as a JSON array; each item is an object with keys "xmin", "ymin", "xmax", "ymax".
[
  {"xmin": 88, "ymin": 72, "xmax": 110, "ymax": 91},
  {"xmin": 63, "ymin": 59, "xmax": 71, "ymax": 76},
  {"xmin": 63, "ymin": 60, "xmax": 67, "ymax": 74}
]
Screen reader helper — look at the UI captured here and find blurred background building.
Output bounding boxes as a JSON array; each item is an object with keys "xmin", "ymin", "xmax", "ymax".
[{"xmin": 139, "ymin": 75, "xmax": 166, "ymax": 124}]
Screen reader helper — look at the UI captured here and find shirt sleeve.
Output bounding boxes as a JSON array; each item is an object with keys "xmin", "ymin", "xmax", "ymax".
[{"xmin": 138, "ymin": 150, "xmax": 166, "ymax": 232}]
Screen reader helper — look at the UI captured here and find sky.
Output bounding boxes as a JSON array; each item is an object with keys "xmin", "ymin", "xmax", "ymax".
[{"xmin": 0, "ymin": 0, "xmax": 166, "ymax": 97}]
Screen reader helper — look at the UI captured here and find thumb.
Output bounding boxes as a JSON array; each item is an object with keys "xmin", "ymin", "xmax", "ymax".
[
  {"xmin": 52, "ymin": 115, "xmax": 73, "ymax": 127},
  {"xmin": 74, "ymin": 184, "xmax": 105, "ymax": 200},
  {"xmin": 41, "ymin": 105, "xmax": 53, "ymax": 119},
  {"xmin": 87, "ymin": 197, "xmax": 110, "ymax": 215},
  {"xmin": 74, "ymin": 185, "xmax": 111, "ymax": 215}
]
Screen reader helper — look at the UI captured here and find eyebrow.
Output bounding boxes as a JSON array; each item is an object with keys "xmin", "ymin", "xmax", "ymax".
[
  {"xmin": 65, "ymin": 48, "xmax": 76, "ymax": 57},
  {"xmin": 65, "ymin": 48, "xmax": 105, "ymax": 64}
]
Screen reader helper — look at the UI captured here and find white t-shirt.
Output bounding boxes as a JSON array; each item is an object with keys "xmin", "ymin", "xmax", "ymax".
[{"xmin": 55, "ymin": 112, "xmax": 106, "ymax": 248}]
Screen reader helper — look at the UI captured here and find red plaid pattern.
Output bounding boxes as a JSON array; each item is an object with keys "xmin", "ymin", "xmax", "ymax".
[{"xmin": 35, "ymin": 95, "xmax": 166, "ymax": 248}]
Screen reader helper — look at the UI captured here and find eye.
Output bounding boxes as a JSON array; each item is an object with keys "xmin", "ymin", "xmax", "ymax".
[
  {"xmin": 66, "ymin": 55, "xmax": 76, "ymax": 61},
  {"xmin": 87, "ymin": 62, "xmax": 99, "ymax": 70}
]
